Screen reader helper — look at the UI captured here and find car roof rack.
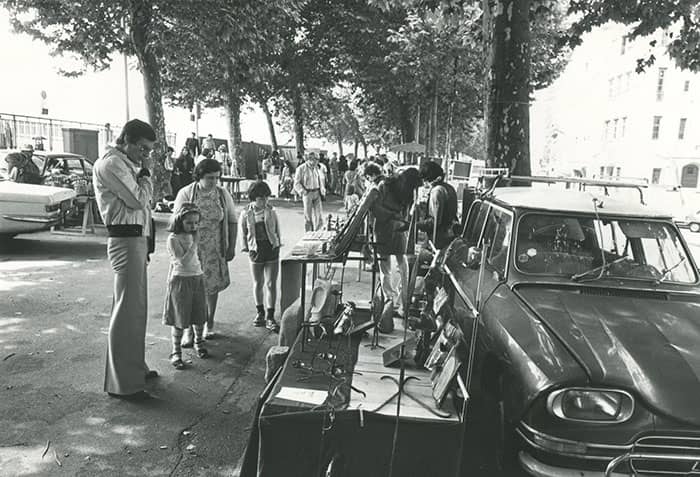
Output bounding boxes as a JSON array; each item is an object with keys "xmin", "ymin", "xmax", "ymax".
[{"xmin": 480, "ymin": 174, "xmax": 649, "ymax": 205}]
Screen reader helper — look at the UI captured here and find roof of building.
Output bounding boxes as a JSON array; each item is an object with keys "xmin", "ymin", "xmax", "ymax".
[{"xmin": 488, "ymin": 187, "xmax": 672, "ymax": 219}]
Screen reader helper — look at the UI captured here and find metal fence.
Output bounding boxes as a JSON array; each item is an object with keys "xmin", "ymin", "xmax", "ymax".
[{"xmin": 0, "ymin": 112, "xmax": 176, "ymax": 158}]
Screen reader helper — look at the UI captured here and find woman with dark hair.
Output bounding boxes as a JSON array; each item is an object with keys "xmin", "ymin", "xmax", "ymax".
[
  {"xmin": 418, "ymin": 161, "xmax": 458, "ymax": 249},
  {"xmin": 173, "ymin": 146, "xmax": 195, "ymax": 192},
  {"xmin": 365, "ymin": 165, "xmax": 422, "ymax": 317},
  {"xmin": 240, "ymin": 181, "xmax": 282, "ymax": 331},
  {"xmin": 174, "ymin": 159, "xmax": 238, "ymax": 343},
  {"xmin": 280, "ymin": 160, "xmax": 295, "ymax": 199}
]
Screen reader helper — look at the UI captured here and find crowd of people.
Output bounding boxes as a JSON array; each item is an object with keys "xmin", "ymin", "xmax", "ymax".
[{"xmin": 87, "ymin": 118, "xmax": 457, "ymax": 401}]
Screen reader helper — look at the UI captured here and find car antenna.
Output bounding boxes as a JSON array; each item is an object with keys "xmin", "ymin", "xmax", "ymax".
[{"xmin": 591, "ymin": 197, "xmax": 607, "ymax": 281}]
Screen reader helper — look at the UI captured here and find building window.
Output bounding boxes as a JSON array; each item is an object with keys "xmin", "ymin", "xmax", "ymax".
[
  {"xmin": 679, "ymin": 118, "xmax": 688, "ymax": 140},
  {"xmin": 606, "ymin": 166, "xmax": 615, "ymax": 177},
  {"xmin": 621, "ymin": 35, "xmax": 627, "ymax": 55},
  {"xmin": 613, "ymin": 118, "xmax": 619, "ymax": 138},
  {"xmin": 651, "ymin": 168, "xmax": 662, "ymax": 185},
  {"xmin": 656, "ymin": 68, "xmax": 667, "ymax": 101},
  {"xmin": 652, "ymin": 116, "xmax": 662, "ymax": 139},
  {"xmin": 616, "ymin": 167, "xmax": 622, "ymax": 178},
  {"xmin": 604, "ymin": 120, "xmax": 610, "ymax": 140},
  {"xmin": 684, "ymin": 80, "xmax": 690, "ymax": 92},
  {"xmin": 621, "ymin": 117, "xmax": 627, "ymax": 137},
  {"xmin": 681, "ymin": 164, "xmax": 699, "ymax": 188},
  {"xmin": 599, "ymin": 166, "xmax": 605, "ymax": 178}
]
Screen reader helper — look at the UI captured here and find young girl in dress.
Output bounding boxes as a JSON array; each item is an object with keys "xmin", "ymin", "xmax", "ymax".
[{"xmin": 163, "ymin": 203, "xmax": 209, "ymax": 369}]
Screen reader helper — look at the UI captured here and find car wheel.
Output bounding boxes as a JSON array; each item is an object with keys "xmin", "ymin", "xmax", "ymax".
[
  {"xmin": 689, "ymin": 222, "xmax": 700, "ymax": 233},
  {"xmin": 483, "ymin": 376, "xmax": 526, "ymax": 476}
]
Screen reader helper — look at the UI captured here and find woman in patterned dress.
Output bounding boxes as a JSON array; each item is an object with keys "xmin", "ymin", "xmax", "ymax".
[{"xmin": 174, "ymin": 159, "xmax": 237, "ymax": 343}]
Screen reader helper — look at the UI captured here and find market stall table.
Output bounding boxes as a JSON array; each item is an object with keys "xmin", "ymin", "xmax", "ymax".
[
  {"xmin": 240, "ymin": 316, "xmax": 462, "ymax": 477},
  {"xmin": 219, "ymin": 175, "xmax": 245, "ymax": 202}
]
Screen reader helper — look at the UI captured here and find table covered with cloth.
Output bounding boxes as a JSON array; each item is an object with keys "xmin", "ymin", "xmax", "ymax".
[{"xmin": 240, "ymin": 320, "xmax": 462, "ymax": 477}]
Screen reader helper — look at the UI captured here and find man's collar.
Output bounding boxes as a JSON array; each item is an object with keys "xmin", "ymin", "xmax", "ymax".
[{"xmin": 107, "ymin": 145, "xmax": 140, "ymax": 172}]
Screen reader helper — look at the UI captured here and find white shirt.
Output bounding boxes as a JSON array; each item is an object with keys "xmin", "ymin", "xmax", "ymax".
[
  {"xmin": 293, "ymin": 162, "xmax": 326, "ymax": 196},
  {"xmin": 93, "ymin": 145, "xmax": 152, "ymax": 236},
  {"xmin": 167, "ymin": 233, "xmax": 203, "ymax": 276}
]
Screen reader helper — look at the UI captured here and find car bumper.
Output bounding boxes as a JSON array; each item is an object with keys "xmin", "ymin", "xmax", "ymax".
[
  {"xmin": 2, "ymin": 214, "xmax": 63, "ymax": 224},
  {"xmin": 519, "ymin": 452, "xmax": 628, "ymax": 477}
]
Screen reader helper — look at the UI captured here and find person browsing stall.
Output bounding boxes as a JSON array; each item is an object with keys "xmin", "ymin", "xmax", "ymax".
[
  {"xmin": 293, "ymin": 152, "xmax": 326, "ymax": 231},
  {"xmin": 365, "ymin": 163, "xmax": 422, "ymax": 316},
  {"xmin": 93, "ymin": 119, "xmax": 157, "ymax": 401},
  {"xmin": 162, "ymin": 203, "xmax": 209, "ymax": 370},
  {"xmin": 239, "ymin": 181, "xmax": 282, "ymax": 332},
  {"xmin": 418, "ymin": 161, "xmax": 458, "ymax": 249},
  {"xmin": 174, "ymin": 159, "xmax": 238, "ymax": 344}
]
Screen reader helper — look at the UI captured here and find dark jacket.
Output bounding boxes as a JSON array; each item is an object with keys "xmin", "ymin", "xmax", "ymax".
[
  {"xmin": 418, "ymin": 181, "xmax": 458, "ymax": 249},
  {"xmin": 185, "ymin": 137, "xmax": 201, "ymax": 157},
  {"xmin": 367, "ymin": 178, "xmax": 408, "ymax": 256}
]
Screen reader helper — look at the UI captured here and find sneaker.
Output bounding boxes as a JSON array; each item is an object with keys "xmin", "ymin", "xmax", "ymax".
[
  {"xmin": 265, "ymin": 318, "xmax": 280, "ymax": 333},
  {"xmin": 253, "ymin": 311, "xmax": 266, "ymax": 327}
]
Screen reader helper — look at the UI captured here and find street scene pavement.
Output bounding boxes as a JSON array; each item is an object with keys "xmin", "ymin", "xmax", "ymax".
[
  {"xmin": 0, "ymin": 198, "xmax": 343, "ymax": 477},
  {"xmin": 3, "ymin": 194, "xmax": 700, "ymax": 477}
]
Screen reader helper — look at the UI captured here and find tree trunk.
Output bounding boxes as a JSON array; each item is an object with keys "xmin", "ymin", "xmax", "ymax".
[
  {"xmin": 362, "ymin": 141, "xmax": 368, "ymax": 159},
  {"xmin": 130, "ymin": 0, "xmax": 168, "ymax": 200},
  {"xmin": 260, "ymin": 98, "xmax": 278, "ymax": 151},
  {"xmin": 225, "ymin": 90, "xmax": 243, "ymax": 177},
  {"xmin": 430, "ymin": 81, "xmax": 439, "ymax": 157},
  {"xmin": 336, "ymin": 132, "xmax": 344, "ymax": 155},
  {"xmin": 354, "ymin": 140, "xmax": 359, "ymax": 158},
  {"xmin": 292, "ymin": 89, "xmax": 305, "ymax": 156},
  {"xmin": 484, "ymin": 0, "xmax": 532, "ymax": 177}
]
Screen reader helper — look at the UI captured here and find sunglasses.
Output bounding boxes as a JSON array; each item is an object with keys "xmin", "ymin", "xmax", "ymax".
[{"xmin": 136, "ymin": 144, "xmax": 152, "ymax": 155}]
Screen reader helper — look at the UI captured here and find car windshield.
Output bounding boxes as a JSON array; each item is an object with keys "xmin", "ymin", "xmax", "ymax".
[{"xmin": 515, "ymin": 213, "xmax": 697, "ymax": 284}]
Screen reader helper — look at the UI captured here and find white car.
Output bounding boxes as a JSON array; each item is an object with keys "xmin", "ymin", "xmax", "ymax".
[{"xmin": 0, "ymin": 160, "xmax": 76, "ymax": 239}]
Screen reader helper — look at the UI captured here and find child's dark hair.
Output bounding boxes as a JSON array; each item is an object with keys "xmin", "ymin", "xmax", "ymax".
[
  {"xmin": 167, "ymin": 202, "xmax": 201, "ymax": 233},
  {"xmin": 346, "ymin": 184, "xmax": 355, "ymax": 196},
  {"xmin": 248, "ymin": 180, "xmax": 272, "ymax": 201}
]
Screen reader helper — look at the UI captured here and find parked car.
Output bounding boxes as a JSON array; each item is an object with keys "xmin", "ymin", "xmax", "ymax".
[
  {"xmin": 0, "ymin": 149, "xmax": 93, "ymax": 196},
  {"xmin": 0, "ymin": 161, "xmax": 76, "ymax": 239},
  {"xmin": 427, "ymin": 186, "xmax": 700, "ymax": 476}
]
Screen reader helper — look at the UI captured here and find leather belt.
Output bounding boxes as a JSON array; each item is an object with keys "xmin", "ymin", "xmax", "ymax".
[{"xmin": 107, "ymin": 224, "xmax": 143, "ymax": 237}]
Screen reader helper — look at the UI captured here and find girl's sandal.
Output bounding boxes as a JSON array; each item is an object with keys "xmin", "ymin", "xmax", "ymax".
[
  {"xmin": 170, "ymin": 354, "xmax": 185, "ymax": 370},
  {"xmin": 196, "ymin": 348, "xmax": 209, "ymax": 359}
]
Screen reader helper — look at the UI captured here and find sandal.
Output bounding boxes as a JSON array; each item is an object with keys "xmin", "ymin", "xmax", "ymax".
[
  {"xmin": 170, "ymin": 354, "xmax": 185, "ymax": 370},
  {"xmin": 196, "ymin": 348, "xmax": 209, "ymax": 359}
]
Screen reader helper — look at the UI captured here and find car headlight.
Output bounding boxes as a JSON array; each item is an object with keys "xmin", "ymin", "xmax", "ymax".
[{"xmin": 547, "ymin": 388, "xmax": 634, "ymax": 423}]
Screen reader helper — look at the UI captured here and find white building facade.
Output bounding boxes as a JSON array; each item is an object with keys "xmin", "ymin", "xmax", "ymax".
[{"xmin": 531, "ymin": 23, "xmax": 700, "ymax": 192}]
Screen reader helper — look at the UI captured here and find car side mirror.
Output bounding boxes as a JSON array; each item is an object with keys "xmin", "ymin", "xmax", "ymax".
[{"xmin": 466, "ymin": 246, "xmax": 482, "ymax": 269}]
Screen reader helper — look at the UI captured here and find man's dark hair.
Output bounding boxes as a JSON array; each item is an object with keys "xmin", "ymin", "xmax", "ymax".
[
  {"xmin": 116, "ymin": 119, "xmax": 156, "ymax": 146},
  {"xmin": 167, "ymin": 146, "xmax": 174, "ymax": 153},
  {"xmin": 363, "ymin": 162, "xmax": 382, "ymax": 178},
  {"xmin": 348, "ymin": 160, "xmax": 358, "ymax": 171},
  {"xmin": 193, "ymin": 158, "xmax": 222, "ymax": 180},
  {"xmin": 419, "ymin": 161, "xmax": 444, "ymax": 182},
  {"xmin": 248, "ymin": 180, "xmax": 272, "ymax": 201}
]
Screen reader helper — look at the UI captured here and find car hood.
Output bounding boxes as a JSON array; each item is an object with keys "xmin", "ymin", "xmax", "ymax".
[
  {"xmin": 515, "ymin": 285, "xmax": 700, "ymax": 426},
  {"xmin": 0, "ymin": 181, "xmax": 76, "ymax": 204}
]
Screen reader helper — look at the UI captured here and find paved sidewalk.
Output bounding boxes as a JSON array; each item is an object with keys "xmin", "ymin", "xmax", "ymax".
[{"xmin": 0, "ymin": 198, "xmax": 344, "ymax": 477}]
